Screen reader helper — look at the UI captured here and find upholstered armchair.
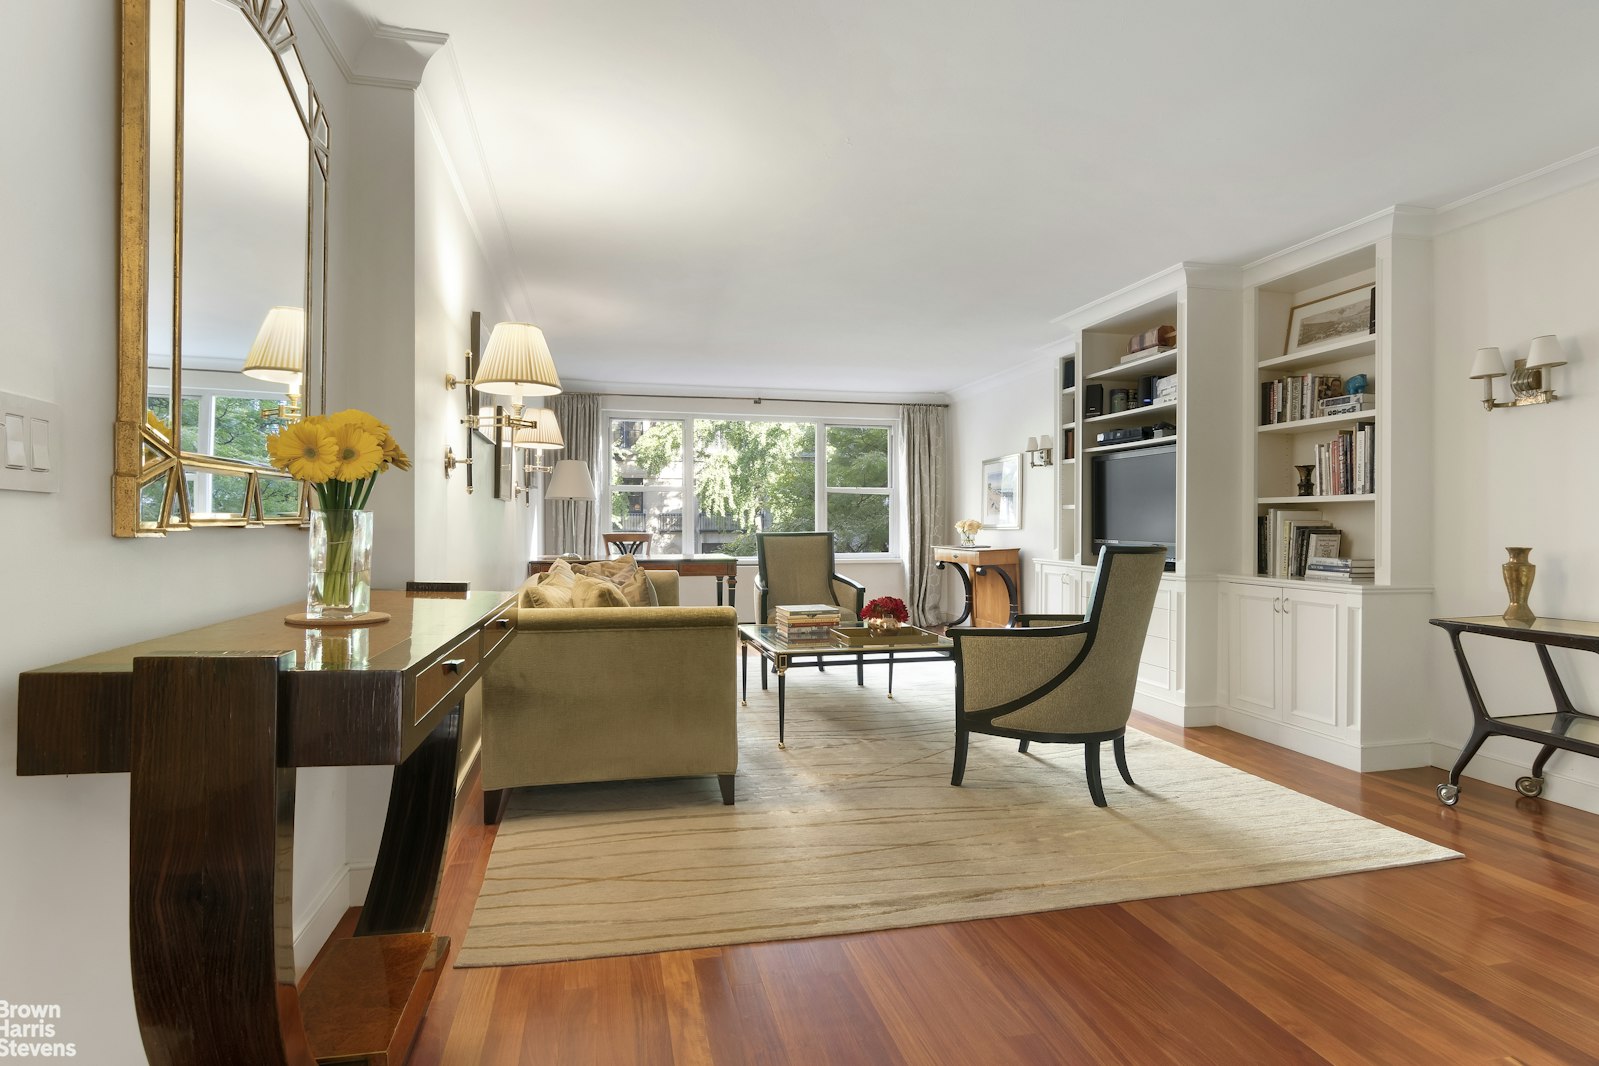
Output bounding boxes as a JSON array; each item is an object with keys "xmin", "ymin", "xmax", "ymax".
[
  {"xmin": 950, "ymin": 545, "xmax": 1166, "ymax": 806},
  {"xmin": 754, "ymin": 531, "xmax": 865, "ymax": 623}
]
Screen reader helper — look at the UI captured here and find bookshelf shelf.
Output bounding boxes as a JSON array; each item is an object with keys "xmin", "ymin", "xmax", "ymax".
[
  {"xmin": 1084, "ymin": 436, "xmax": 1179, "ymax": 456},
  {"xmin": 1085, "ymin": 403, "xmax": 1179, "ymax": 428},
  {"xmin": 1257, "ymin": 494, "xmax": 1375, "ymax": 505},
  {"xmin": 1086, "ymin": 347, "xmax": 1179, "ymax": 380},
  {"xmin": 1257, "ymin": 407, "xmax": 1377, "ymax": 434},
  {"xmin": 1258, "ymin": 331, "xmax": 1376, "ymax": 373}
]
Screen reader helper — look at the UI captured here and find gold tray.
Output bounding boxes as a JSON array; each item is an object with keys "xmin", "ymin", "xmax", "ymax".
[{"xmin": 830, "ymin": 625, "xmax": 940, "ymax": 647}]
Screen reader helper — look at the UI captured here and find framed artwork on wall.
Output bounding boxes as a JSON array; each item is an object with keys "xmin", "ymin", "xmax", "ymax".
[
  {"xmin": 981, "ymin": 454, "xmax": 1022, "ymax": 529},
  {"xmin": 1284, "ymin": 285, "xmax": 1375, "ymax": 354}
]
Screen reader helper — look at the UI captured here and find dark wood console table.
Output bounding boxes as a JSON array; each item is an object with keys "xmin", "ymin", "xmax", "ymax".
[
  {"xmin": 16, "ymin": 589, "xmax": 517, "ymax": 1065},
  {"xmin": 1430, "ymin": 614, "xmax": 1599, "ymax": 807},
  {"xmin": 933, "ymin": 545, "xmax": 1021, "ymax": 628},
  {"xmin": 528, "ymin": 552, "xmax": 739, "ymax": 608}
]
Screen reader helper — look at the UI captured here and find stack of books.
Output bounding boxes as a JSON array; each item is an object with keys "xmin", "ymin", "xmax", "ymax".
[
  {"xmin": 775, "ymin": 604, "xmax": 840, "ymax": 642},
  {"xmin": 1259, "ymin": 508, "xmax": 1343, "ymax": 578},
  {"xmin": 1304, "ymin": 558, "xmax": 1376, "ymax": 584},
  {"xmin": 1260, "ymin": 374, "xmax": 1347, "ymax": 425},
  {"xmin": 1310, "ymin": 423, "xmax": 1375, "ymax": 496}
]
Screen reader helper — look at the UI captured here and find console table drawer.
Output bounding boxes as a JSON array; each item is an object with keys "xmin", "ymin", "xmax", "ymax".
[
  {"xmin": 415, "ymin": 631, "xmax": 480, "ymax": 725},
  {"xmin": 481, "ymin": 606, "xmax": 517, "ymax": 659}
]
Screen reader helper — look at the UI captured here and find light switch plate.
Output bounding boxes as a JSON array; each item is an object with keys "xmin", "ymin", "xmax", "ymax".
[{"xmin": 0, "ymin": 392, "xmax": 61, "ymax": 493}]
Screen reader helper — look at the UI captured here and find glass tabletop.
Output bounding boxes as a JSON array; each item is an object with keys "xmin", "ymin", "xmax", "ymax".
[{"xmin": 738, "ymin": 623, "xmax": 953, "ymax": 655}]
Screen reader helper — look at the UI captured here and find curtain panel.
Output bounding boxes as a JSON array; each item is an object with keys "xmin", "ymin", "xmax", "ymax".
[
  {"xmin": 544, "ymin": 392, "xmax": 602, "ymax": 556},
  {"xmin": 901, "ymin": 403, "xmax": 946, "ymax": 626}
]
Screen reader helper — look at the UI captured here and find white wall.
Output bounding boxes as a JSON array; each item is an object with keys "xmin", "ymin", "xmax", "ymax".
[
  {"xmin": 1429, "ymin": 179, "xmax": 1599, "ymax": 811},
  {"xmin": 0, "ymin": 3, "xmax": 353, "ymax": 1059},
  {"xmin": 945, "ymin": 358, "xmax": 1059, "ymax": 615}
]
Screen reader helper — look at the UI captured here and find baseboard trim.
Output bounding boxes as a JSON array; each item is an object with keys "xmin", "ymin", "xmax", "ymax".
[
  {"xmin": 293, "ymin": 861, "xmax": 377, "ymax": 977},
  {"xmin": 1218, "ymin": 710, "xmax": 1430, "ymax": 772},
  {"xmin": 1429, "ymin": 742, "xmax": 1599, "ymax": 815},
  {"xmin": 1133, "ymin": 692, "xmax": 1218, "ymax": 729}
]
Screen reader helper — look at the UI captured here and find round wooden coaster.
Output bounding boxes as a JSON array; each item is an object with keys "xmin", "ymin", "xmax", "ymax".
[{"xmin": 283, "ymin": 610, "xmax": 392, "ymax": 628}]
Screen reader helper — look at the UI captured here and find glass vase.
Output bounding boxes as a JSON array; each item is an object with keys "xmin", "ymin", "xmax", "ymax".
[{"xmin": 307, "ymin": 509, "xmax": 373, "ymax": 620}]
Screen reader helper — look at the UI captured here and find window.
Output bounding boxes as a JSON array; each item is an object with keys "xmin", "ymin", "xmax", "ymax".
[
  {"xmin": 145, "ymin": 386, "xmax": 299, "ymax": 518},
  {"xmin": 605, "ymin": 413, "xmax": 897, "ymax": 558}
]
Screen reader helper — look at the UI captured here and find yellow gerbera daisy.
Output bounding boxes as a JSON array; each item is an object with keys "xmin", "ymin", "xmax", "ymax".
[
  {"xmin": 380, "ymin": 433, "xmax": 411, "ymax": 471},
  {"xmin": 267, "ymin": 421, "xmax": 338, "ymax": 483},
  {"xmin": 332, "ymin": 423, "xmax": 383, "ymax": 481}
]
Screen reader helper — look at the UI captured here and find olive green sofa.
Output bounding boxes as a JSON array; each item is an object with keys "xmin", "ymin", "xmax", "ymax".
[{"xmin": 480, "ymin": 570, "xmax": 739, "ymax": 822}]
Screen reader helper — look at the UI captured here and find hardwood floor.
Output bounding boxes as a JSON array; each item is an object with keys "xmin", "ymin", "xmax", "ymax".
[{"xmin": 316, "ymin": 717, "xmax": 1599, "ymax": 1064}]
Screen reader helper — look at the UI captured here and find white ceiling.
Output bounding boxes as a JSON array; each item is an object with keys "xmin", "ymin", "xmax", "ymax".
[{"xmin": 338, "ymin": 0, "xmax": 1599, "ymax": 395}]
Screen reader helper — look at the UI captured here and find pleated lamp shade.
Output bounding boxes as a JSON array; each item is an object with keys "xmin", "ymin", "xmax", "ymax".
[
  {"xmin": 512, "ymin": 408, "xmax": 564, "ymax": 452},
  {"xmin": 473, "ymin": 321, "xmax": 562, "ymax": 398},
  {"xmin": 241, "ymin": 306, "xmax": 305, "ymax": 385}
]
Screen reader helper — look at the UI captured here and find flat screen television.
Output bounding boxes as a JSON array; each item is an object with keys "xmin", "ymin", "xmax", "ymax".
[{"xmin": 1090, "ymin": 443, "xmax": 1177, "ymax": 568}]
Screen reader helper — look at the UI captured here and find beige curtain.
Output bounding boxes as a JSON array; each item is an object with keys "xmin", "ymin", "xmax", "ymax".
[
  {"xmin": 544, "ymin": 393, "xmax": 602, "ymax": 556},
  {"xmin": 902, "ymin": 404, "xmax": 946, "ymax": 626}
]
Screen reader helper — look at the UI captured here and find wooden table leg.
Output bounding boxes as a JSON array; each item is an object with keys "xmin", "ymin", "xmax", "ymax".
[
  {"xmin": 727, "ymin": 572, "xmax": 738, "ymax": 610},
  {"xmin": 130, "ymin": 652, "xmax": 315, "ymax": 1066},
  {"xmin": 356, "ymin": 702, "xmax": 462, "ymax": 936}
]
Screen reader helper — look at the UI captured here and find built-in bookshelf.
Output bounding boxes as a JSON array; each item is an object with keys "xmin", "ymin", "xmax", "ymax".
[{"xmin": 1239, "ymin": 234, "xmax": 1432, "ymax": 587}]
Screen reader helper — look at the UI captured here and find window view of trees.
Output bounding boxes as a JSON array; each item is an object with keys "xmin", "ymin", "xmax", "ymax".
[
  {"xmin": 142, "ymin": 393, "xmax": 300, "ymax": 521},
  {"xmin": 608, "ymin": 416, "xmax": 892, "ymax": 556}
]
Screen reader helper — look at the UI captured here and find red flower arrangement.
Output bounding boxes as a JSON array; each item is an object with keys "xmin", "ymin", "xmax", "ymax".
[{"xmin": 862, "ymin": 596, "xmax": 909, "ymax": 623}]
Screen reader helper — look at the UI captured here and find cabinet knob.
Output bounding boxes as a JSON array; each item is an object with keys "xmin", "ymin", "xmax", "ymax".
[{"xmin": 440, "ymin": 658, "xmax": 467, "ymax": 674}]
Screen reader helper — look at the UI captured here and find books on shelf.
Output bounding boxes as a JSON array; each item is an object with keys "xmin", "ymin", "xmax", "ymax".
[
  {"xmin": 1260, "ymin": 374, "xmax": 1354, "ymax": 425},
  {"xmin": 1318, "ymin": 393, "xmax": 1371, "ymax": 417},
  {"xmin": 1304, "ymin": 558, "xmax": 1376, "ymax": 584},
  {"xmin": 1258, "ymin": 511, "xmax": 1357, "ymax": 578},
  {"xmin": 1310, "ymin": 423, "xmax": 1375, "ymax": 496}
]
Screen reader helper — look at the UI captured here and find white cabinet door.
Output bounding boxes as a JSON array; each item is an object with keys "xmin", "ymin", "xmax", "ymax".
[
  {"xmin": 1227, "ymin": 583, "xmax": 1281, "ymax": 719},
  {"xmin": 1282, "ymin": 587, "xmax": 1345, "ymax": 732}
]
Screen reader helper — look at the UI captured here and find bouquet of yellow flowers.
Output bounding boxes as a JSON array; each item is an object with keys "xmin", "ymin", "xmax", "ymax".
[
  {"xmin": 266, "ymin": 409, "xmax": 409, "ymax": 618},
  {"xmin": 266, "ymin": 409, "xmax": 410, "ymax": 511}
]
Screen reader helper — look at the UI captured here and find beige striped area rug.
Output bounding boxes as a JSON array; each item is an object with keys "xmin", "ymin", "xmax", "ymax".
[{"xmin": 459, "ymin": 663, "xmax": 1458, "ymax": 967}]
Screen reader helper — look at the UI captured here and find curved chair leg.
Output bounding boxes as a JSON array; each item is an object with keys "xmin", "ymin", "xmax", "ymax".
[
  {"xmin": 1112, "ymin": 735, "xmax": 1135, "ymax": 786},
  {"xmin": 1018, "ymin": 739, "xmax": 1030, "ymax": 754},
  {"xmin": 1083, "ymin": 741, "xmax": 1108, "ymax": 808},
  {"xmin": 951, "ymin": 727, "xmax": 969, "ymax": 786}
]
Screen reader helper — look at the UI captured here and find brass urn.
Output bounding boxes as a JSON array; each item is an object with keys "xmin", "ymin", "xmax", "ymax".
[{"xmin": 1502, "ymin": 547, "xmax": 1536, "ymax": 625}]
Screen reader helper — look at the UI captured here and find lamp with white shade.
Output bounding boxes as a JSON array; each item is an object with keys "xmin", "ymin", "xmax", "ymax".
[
  {"xmin": 241, "ymin": 306, "xmax": 305, "ymax": 422},
  {"xmin": 444, "ymin": 320, "xmax": 562, "ymax": 435},
  {"xmin": 1472, "ymin": 335, "xmax": 1566, "ymax": 410},
  {"xmin": 1025, "ymin": 433, "xmax": 1054, "ymax": 467},
  {"xmin": 545, "ymin": 458, "xmax": 595, "ymax": 556},
  {"xmin": 512, "ymin": 407, "xmax": 564, "ymax": 475}
]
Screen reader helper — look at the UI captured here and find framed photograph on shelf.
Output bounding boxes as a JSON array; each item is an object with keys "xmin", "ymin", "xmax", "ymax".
[
  {"xmin": 1284, "ymin": 285, "xmax": 1375, "ymax": 354},
  {"xmin": 981, "ymin": 454, "xmax": 1023, "ymax": 529}
]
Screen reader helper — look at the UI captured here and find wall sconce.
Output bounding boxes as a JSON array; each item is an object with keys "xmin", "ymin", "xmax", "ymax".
[
  {"xmin": 1025, "ymin": 433, "xmax": 1054, "ymax": 467},
  {"xmin": 242, "ymin": 306, "xmax": 306, "ymax": 424},
  {"xmin": 445, "ymin": 321, "xmax": 562, "ymax": 434},
  {"xmin": 1470, "ymin": 335, "xmax": 1566, "ymax": 410},
  {"xmin": 512, "ymin": 407, "xmax": 564, "ymax": 475}
]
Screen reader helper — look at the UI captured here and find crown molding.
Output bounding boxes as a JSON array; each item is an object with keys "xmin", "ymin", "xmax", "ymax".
[
  {"xmin": 1049, "ymin": 261, "xmax": 1238, "ymax": 333},
  {"xmin": 1432, "ymin": 144, "xmax": 1599, "ymax": 235},
  {"xmin": 946, "ymin": 350, "xmax": 1056, "ymax": 401},
  {"xmin": 295, "ymin": 0, "xmax": 446, "ymax": 89},
  {"xmin": 564, "ymin": 378, "xmax": 949, "ymax": 408}
]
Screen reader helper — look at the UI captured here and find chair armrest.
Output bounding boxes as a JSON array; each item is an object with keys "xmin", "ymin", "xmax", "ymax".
[
  {"xmin": 952, "ymin": 624, "xmax": 1089, "ymax": 715},
  {"xmin": 1015, "ymin": 613, "xmax": 1085, "ymax": 628},
  {"xmin": 831, "ymin": 573, "xmax": 865, "ymax": 618}
]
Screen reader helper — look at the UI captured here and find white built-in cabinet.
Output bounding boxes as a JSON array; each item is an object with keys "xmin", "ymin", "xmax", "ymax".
[
  {"xmin": 1216, "ymin": 578, "xmax": 1432, "ymax": 770},
  {"xmin": 1031, "ymin": 214, "xmax": 1434, "ymax": 765}
]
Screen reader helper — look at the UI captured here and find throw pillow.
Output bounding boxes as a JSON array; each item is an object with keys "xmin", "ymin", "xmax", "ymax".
[
  {"xmin": 519, "ymin": 576, "xmax": 573, "ymax": 610},
  {"xmin": 542, "ymin": 557, "xmax": 577, "ymax": 590},
  {"xmin": 570, "ymin": 573, "xmax": 629, "ymax": 609},
  {"xmin": 574, "ymin": 556, "xmax": 651, "ymax": 607}
]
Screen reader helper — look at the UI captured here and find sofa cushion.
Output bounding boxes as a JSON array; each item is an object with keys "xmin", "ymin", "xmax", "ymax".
[
  {"xmin": 571, "ymin": 573, "xmax": 630, "ymax": 608},
  {"xmin": 519, "ymin": 576, "xmax": 573, "ymax": 610},
  {"xmin": 575, "ymin": 556, "xmax": 652, "ymax": 607},
  {"xmin": 543, "ymin": 557, "xmax": 577, "ymax": 590}
]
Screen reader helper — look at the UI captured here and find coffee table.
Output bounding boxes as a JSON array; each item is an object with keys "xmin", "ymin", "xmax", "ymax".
[{"xmin": 737, "ymin": 623, "xmax": 954, "ymax": 747}]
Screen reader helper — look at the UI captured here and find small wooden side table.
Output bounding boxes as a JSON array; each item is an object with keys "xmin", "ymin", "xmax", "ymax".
[{"xmin": 934, "ymin": 545, "xmax": 1021, "ymax": 628}]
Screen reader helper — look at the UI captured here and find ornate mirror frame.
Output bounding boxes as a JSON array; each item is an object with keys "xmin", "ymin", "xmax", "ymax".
[{"xmin": 114, "ymin": 0, "xmax": 331, "ymax": 536}]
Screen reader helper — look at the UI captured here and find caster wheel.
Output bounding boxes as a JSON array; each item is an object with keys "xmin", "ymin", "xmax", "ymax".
[
  {"xmin": 1515, "ymin": 776, "xmax": 1544, "ymax": 797},
  {"xmin": 1436, "ymin": 783, "xmax": 1460, "ymax": 807}
]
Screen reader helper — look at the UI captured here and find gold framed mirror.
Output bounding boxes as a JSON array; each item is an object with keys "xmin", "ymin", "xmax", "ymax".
[{"xmin": 114, "ymin": 0, "xmax": 331, "ymax": 536}]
